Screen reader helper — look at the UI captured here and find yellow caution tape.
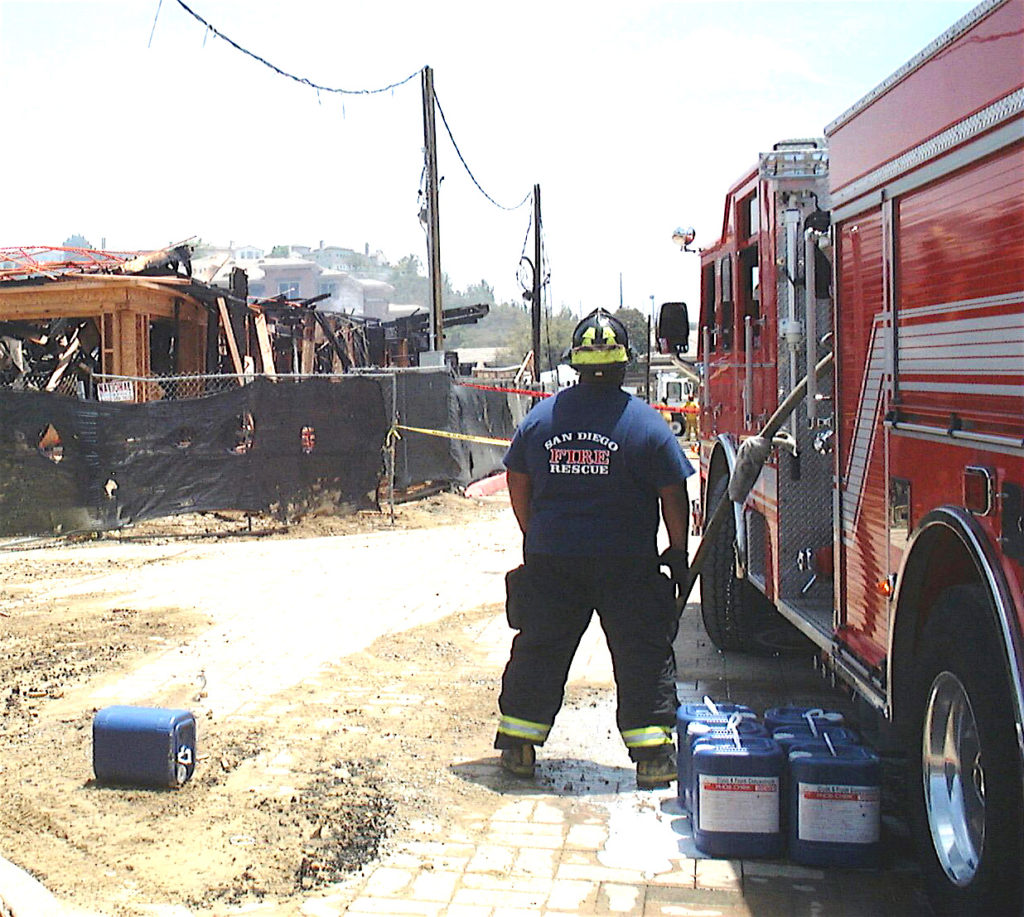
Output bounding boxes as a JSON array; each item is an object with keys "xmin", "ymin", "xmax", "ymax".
[{"xmin": 393, "ymin": 424, "xmax": 511, "ymax": 447}]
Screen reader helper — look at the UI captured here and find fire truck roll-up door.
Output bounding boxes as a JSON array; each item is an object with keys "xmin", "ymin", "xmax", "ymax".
[{"xmin": 834, "ymin": 140, "xmax": 1024, "ymax": 656}]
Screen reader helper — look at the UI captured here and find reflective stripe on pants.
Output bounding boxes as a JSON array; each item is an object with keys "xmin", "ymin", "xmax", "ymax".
[
  {"xmin": 497, "ymin": 715, "xmax": 551, "ymax": 744},
  {"xmin": 621, "ymin": 725, "xmax": 673, "ymax": 749}
]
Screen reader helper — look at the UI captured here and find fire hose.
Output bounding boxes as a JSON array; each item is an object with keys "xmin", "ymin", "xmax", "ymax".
[{"xmin": 676, "ymin": 351, "xmax": 834, "ymax": 613}]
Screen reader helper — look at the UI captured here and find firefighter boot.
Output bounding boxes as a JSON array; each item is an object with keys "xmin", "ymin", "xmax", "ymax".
[
  {"xmin": 500, "ymin": 743, "xmax": 536, "ymax": 778},
  {"xmin": 635, "ymin": 747, "xmax": 677, "ymax": 789}
]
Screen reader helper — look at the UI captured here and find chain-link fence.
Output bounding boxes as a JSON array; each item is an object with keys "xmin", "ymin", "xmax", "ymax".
[
  {"xmin": 0, "ymin": 371, "xmax": 81, "ymax": 398},
  {"xmin": 92, "ymin": 373, "xmax": 260, "ymax": 402}
]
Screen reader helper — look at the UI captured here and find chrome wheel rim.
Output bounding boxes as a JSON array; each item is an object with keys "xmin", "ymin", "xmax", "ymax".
[{"xmin": 922, "ymin": 670, "xmax": 984, "ymax": 886}]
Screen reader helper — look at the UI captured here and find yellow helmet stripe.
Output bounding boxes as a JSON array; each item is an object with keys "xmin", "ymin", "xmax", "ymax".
[{"xmin": 571, "ymin": 344, "xmax": 629, "ymax": 365}]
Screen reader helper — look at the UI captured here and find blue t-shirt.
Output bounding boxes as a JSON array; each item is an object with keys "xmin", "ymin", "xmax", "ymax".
[{"xmin": 503, "ymin": 383, "xmax": 694, "ymax": 557}]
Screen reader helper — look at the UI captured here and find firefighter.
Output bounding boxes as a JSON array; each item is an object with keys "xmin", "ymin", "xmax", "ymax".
[
  {"xmin": 495, "ymin": 308, "xmax": 694, "ymax": 788},
  {"xmin": 682, "ymin": 395, "xmax": 700, "ymax": 442}
]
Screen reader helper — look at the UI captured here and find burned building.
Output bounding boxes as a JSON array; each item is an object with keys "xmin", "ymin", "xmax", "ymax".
[
  {"xmin": 0, "ymin": 243, "xmax": 514, "ymax": 537},
  {"xmin": 0, "ymin": 245, "xmax": 211, "ymax": 399}
]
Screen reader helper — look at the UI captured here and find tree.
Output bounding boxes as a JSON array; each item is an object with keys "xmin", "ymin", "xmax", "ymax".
[
  {"xmin": 387, "ymin": 254, "xmax": 429, "ymax": 306},
  {"xmin": 444, "ymin": 301, "xmax": 527, "ymax": 350},
  {"xmin": 491, "ymin": 304, "xmax": 577, "ymax": 372},
  {"xmin": 387, "ymin": 259, "xmax": 500, "ymax": 314},
  {"xmin": 461, "ymin": 280, "xmax": 496, "ymax": 307},
  {"xmin": 269, "ymin": 245, "xmax": 290, "ymax": 258},
  {"xmin": 614, "ymin": 307, "xmax": 649, "ymax": 368}
]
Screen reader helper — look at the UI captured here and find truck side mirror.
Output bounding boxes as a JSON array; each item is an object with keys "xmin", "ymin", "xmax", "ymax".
[{"xmin": 657, "ymin": 302, "xmax": 689, "ymax": 355}]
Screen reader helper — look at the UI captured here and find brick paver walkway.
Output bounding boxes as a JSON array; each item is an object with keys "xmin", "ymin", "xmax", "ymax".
[{"xmin": 304, "ymin": 601, "xmax": 928, "ymax": 916}]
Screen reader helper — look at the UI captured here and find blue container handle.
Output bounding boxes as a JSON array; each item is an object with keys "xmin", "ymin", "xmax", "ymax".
[
  {"xmin": 727, "ymin": 712, "xmax": 745, "ymax": 748},
  {"xmin": 802, "ymin": 708, "xmax": 824, "ymax": 736}
]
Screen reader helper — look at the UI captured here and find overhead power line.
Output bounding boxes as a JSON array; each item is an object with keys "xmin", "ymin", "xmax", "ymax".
[
  {"xmin": 169, "ymin": 2, "xmax": 528, "ymax": 214},
  {"xmin": 518, "ymin": 203, "xmax": 534, "ymax": 267},
  {"xmin": 172, "ymin": 0, "xmax": 421, "ymax": 95},
  {"xmin": 433, "ymin": 92, "xmax": 531, "ymax": 212},
  {"xmin": 148, "ymin": 0, "xmax": 164, "ymax": 48}
]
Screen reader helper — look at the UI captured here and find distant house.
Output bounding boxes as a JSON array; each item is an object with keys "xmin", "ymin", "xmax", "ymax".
[
  {"xmin": 234, "ymin": 244, "xmax": 264, "ymax": 262},
  {"xmin": 311, "ymin": 245, "xmax": 357, "ymax": 272},
  {"xmin": 308, "ymin": 242, "xmax": 391, "ymax": 281},
  {"xmin": 253, "ymin": 257, "xmax": 322, "ymax": 302},
  {"xmin": 191, "ymin": 243, "xmax": 412, "ymax": 319}
]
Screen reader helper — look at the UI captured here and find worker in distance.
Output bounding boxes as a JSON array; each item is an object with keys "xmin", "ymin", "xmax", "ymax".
[{"xmin": 495, "ymin": 308, "xmax": 694, "ymax": 788}]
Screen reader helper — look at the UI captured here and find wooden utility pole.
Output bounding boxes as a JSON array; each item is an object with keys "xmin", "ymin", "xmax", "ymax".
[
  {"xmin": 531, "ymin": 183, "xmax": 542, "ymax": 377},
  {"xmin": 421, "ymin": 66, "xmax": 444, "ymax": 353}
]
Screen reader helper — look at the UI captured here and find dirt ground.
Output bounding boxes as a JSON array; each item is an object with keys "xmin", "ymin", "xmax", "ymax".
[{"xmin": 0, "ymin": 493, "xmax": 523, "ymax": 916}]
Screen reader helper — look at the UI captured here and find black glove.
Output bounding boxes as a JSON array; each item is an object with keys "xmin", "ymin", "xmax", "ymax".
[{"xmin": 659, "ymin": 546, "xmax": 689, "ymax": 592}]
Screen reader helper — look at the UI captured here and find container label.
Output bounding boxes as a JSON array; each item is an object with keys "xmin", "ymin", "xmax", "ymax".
[
  {"xmin": 697, "ymin": 774, "xmax": 779, "ymax": 834},
  {"xmin": 797, "ymin": 782, "xmax": 880, "ymax": 844}
]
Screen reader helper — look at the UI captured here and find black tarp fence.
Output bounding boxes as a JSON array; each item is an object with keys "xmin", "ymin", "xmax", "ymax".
[
  {"xmin": 0, "ymin": 370, "xmax": 517, "ymax": 537},
  {"xmin": 389, "ymin": 370, "xmax": 515, "ymax": 490},
  {"xmin": 450, "ymin": 382, "xmax": 516, "ymax": 486}
]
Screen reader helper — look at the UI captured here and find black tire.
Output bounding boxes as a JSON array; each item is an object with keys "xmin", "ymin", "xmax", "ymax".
[
  {"xmin": 699, "ymin": 474, "xmax": 771, "ymax": 653},
  {"xmin": 905, "ymin": 585, "xmax": 1024, "ymax": 916}
]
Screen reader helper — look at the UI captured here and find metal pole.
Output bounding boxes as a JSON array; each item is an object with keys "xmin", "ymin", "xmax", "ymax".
[
  {"xmin": 646, "ymin": 294, "xmax": 654, "ymax": 402},
  {"xmin": 421, "ymin": 67, "xmax": 443, "ymax": 353},
  {"xmin": 532, "ymin": 184, "xmax": 542, "ymax": 377},
  {"xmin": 805, "ymin": 230, "xmax": 819, "ymax": 426},
  {"xmin": 645, "ymin": 317, "xmax": 652, "ymax": 401}
]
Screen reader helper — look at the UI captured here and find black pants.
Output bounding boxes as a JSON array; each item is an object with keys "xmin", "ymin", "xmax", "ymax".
[{"xmin": 495, "ymin": 554, "xmax": 680, "ymax": 761}]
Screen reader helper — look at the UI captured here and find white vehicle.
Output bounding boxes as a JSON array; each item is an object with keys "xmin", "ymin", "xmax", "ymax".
[{"xmin": 653, "ymin": 371, "xmax": 697, "ymax": 435}]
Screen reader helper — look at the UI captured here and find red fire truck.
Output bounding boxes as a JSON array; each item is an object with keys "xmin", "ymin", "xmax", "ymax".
[{"xmin": 677, "ymin": 1, "xmax": 1024, "ymax": 911}]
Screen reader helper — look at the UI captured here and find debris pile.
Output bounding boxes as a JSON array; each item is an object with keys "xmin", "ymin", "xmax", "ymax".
[{"xmin": 0, "ymin": 241, "xmax": 490, "ymax": 397}]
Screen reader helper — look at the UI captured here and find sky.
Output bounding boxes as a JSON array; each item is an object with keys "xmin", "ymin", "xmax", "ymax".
[{"xmin": 0, "ymin": 0, "xmax": 980, "ymax": 316}]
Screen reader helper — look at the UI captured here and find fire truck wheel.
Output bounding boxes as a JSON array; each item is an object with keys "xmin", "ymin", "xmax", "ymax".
[
  {"xmin": 699, "ymin": 474, "xmax": 769, "ymax": 653},
  {"xmin": 906, "ymin": 585, "xmax": 1023, "ymax": 916}
]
